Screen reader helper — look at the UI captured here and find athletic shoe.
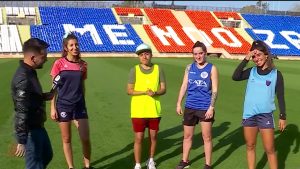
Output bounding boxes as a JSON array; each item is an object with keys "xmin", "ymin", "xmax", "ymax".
[
  {"xmin": 83, "ymin": 167, "xmax": 95, "ymax": 169},
  {"xmin": 134, "ymin": 165, "xmax": 142, "ymax": 169},
  {"xmin": 176, "ymin": 160, "xmax": 190, "ymax": 169},
  {"xmin": 146, "ymin": 159, "xmax": 156, "ymax": 169},
  {"xmin": 203, "ymin": 164, "xmax": 211, "ymax": 169}
]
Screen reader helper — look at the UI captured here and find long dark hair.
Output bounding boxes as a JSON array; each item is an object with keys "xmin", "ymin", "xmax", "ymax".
[
  {"xmin": 61, "ymin": 32, "xmax": 81, "ymax": 58},
  {"xmin": 250, "ymin": 40, "xmax": 274, "ymax": 70}
]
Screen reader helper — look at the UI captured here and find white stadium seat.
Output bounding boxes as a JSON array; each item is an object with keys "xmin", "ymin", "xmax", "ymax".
[
  {"xmin": 5, "ymin": 7, "xmax": 13, "ymax": 16},
  {"xmin": 12, "ymin": 7, "xmax": 19, "ymax": 16},
  {"xmin": 29, "ymin": 7, "xmax": 36, "ymax": 16},
  {"xmin": 0, "ymin": 8, "xmax": 2, "ymax": 24},
  {"xmin": 24, "ymin": 7, "xmax": 30, "ymax": 15}
]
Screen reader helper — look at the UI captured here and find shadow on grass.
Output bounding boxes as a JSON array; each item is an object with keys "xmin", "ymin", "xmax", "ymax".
[
  {"xmin": 91, "ymin": 125, "xmax": 183, "ymax": 169},
  {"xmin": 91, "ymin": 122, "xmax": 232, "ymax": 169},
  {"xmin": 155, "ymin": 121, "xmax": 232, "ymax": 167},
  {"xmin": 188, "ymin": 124, "xmax": 242, "ymax": 168},
  {"xmin": 256, "ymin": 124, "xmax": 300, "ymax": 169}
]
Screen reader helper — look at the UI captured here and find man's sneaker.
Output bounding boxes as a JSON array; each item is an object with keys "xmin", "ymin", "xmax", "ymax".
[
  {"xmin": 134, "ymin": 165, "xmax": 142, "ymax": 169},
  {"xmin": 203, "ymin": 164, "xmax": 211, "ymax": 169},
  {"xmin": 146, "ymin": 160, "xmax": 156, "ymax": 169},
  {"xmin": 176, "ymin": 160, "xmax": 190, "ymax": 169}
]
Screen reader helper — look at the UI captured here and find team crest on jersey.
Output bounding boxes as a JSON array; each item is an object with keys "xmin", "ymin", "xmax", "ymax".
[
  {"xmin": 266, "ymin": 80, "xmax": 271, "ymax": 86},
  {"xmin": 200, "ymin": 71, "xmax": 208, "ymax": 79},
  {"xmin": 60, "ymin": 112, "xmax": 67, "ymax": 118}
]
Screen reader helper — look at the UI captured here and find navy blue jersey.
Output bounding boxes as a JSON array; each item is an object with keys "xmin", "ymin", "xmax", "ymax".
[
  {"xmin": 50, "ymin": 57, "xmax": 87, "ymax": 108},
  {"xmin": 185, "ymin": 62, "xmax": 212, "ymax": 110}
]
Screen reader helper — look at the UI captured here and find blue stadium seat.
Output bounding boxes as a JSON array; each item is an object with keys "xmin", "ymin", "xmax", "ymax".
[
  {"xmin": 30, "ymin": 23, "xmax": 143, "ymax": 52},
  {"xmin": 39, "ymin": 7, "xmax": 118, "ymax": 25},
  {"xmin": 243, "ymin": 14, "xmax": 300, "ymax": 56}
]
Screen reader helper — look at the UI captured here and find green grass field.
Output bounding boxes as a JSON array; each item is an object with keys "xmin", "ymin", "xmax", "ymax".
[{"xmin": 0, "ymin": 57, "xmax": 299, "ymax": 169}]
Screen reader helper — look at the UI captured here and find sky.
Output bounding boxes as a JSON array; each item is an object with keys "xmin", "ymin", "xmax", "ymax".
[{"xmin": 150, "ymin": 1, "xmax": 299, "ymax": 11}]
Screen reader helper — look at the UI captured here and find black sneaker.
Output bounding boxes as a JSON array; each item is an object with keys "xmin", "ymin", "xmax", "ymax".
[
  {"xmin": 176, "ymin": 160, "xmax": 190, "ymax": 169},
  {"xmin": 204, "ymin": 164, "xmax": 212, "ymax": 169}
]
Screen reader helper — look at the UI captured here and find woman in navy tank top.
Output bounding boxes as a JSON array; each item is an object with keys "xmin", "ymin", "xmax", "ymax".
[{"xmin": 175, "ymin": 41, "xmax": 219, "ymax": 169}]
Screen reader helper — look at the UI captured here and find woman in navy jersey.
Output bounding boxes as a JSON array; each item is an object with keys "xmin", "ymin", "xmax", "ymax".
[
  {"xmin": 176, "ymin": 41, "xmax": 219, "ymax": 169},
  {"xmin": 232, "ymin": 40, "xmax": 286, "ymax": 169},
  {"xmin": 50, "ymin": 33, "xmax": 93, "ymax": 169}
]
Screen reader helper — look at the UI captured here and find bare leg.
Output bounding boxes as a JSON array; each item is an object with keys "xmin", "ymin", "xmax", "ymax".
[
  {"xmin": 201, "ymin": 122, "xmax": 213, "ymax": 166},
  {"xmin": 148, "ymin": 129, "xmax": 158, "ymax": 158},
  {"xmin": 134, "ymin": 132, "xmax": 144, "ymax": 163},
  {"xmin": 74, "ymin": 119, "xmax": 91, "ymax": 168},
  {"xmin": 59, "ymin": 122, "xmax": 73, "ymax": 168},
  {"xmin": 182, "ymin": 125, "xmax": 195, "ymax": 162},
  {"xmin": 260, "ymin": 128, "xmax": 277, "ymax": 169},
  {"xmin": 244, "ymin": 127, "xmax": 258, "ymax": 169}
]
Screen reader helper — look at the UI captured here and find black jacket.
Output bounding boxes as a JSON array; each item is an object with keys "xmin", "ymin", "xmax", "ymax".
[{"xmin": 11, "ymin": 61, "xmax": 47, "ymax": 144}]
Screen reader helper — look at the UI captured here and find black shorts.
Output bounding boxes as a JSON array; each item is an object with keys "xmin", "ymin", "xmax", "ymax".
[{"xmin": 183, "ymin": 108, "xmax": 215, "ymax": 126}]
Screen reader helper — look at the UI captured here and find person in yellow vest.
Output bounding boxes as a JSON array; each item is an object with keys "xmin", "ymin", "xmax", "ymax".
[{"xmin": 127, "ymin": 43, "xmax": 166, "ymax": 169}]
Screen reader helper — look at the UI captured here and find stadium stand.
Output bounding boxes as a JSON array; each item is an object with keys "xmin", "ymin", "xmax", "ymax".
[
  {"xmin": 0, "ymin": 25, "xmax": 22, "ymax": 52},
  {"xmin": 1, "ymin": 3, "xmax": 300, "ymax": 58},
  {"xmin": 114, "ymin": 7, "xmax": 143, "ymax": 16},
  {"xmin": 143, "ymin": 8, "xmax": 195, "ymax": 53},
  {"xmin": 31, "ymin": 23, "xmax": 143, "ymax": 52},
  {"xmin": 213, "ymin": 11, "xmax": 241, "ymax": 20},
  {"xmin": 39, "ymin": 7, "xmax": 118, "ymax": 24},
  {"xmin": 185, "ymin": 10, "xmax": 222, "ymax": 29},
  {"xmin": 34, "ymin": 7, "xmax": 143, "ymax": 52},
  {"xmin": 242, "ymin": 14, "xmax": 300, "ymax": 56},
  {"xmin": 114, "ymin": 7, "xmax": 144, "ymax": 24},
  {"xmin": 185, "ymin": 10, "xmax": 251, "ymax": 54}
]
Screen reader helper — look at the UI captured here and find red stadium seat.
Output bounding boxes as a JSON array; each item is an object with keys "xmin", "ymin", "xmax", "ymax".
[
  {"xmin": 213, "ymin": 11, "xmax": 241, "ymax": 20},
  {"xmin": 114, "ymin": 7, "xmax": 143, "ymax": 16}
]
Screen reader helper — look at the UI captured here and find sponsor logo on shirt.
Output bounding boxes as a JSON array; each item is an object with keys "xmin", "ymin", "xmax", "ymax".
[{"xmin": 188, "ymin": 79, "xmax": 208, "ymax": 87}]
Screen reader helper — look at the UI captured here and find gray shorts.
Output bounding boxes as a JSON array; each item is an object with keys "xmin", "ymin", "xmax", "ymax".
[{"xmin": 242, "ymin": 113, "xmax": 274, "ymax": 129}]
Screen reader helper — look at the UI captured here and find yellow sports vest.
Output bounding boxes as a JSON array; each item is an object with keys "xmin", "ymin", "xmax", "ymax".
[{"xmin": 131, "ymin": 64, "xmax": 161, "ymax": 118}]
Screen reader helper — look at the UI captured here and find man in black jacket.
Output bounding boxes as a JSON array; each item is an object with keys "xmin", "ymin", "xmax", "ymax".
[{"xmin": 11, "ymin": 38, "xmax": 54, "ymax": 169}]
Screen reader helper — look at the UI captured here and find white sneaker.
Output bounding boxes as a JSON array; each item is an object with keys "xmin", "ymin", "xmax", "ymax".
[
  {"xmin": 134, "ymin": 165, "xmax": 142, "ymax": 169},
  {"xmin": 146, "ymin": 160, "xmax": 156, "ymax": 169}
]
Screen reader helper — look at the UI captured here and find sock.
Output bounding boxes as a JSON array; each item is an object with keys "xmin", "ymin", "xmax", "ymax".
[
  {"xmin": 135, "ymin": 163, "xmax": 141, "ymax": 167},
  {"xmin": 149, "ymin": 158, "xmax": 154, "ymax": 163}
]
